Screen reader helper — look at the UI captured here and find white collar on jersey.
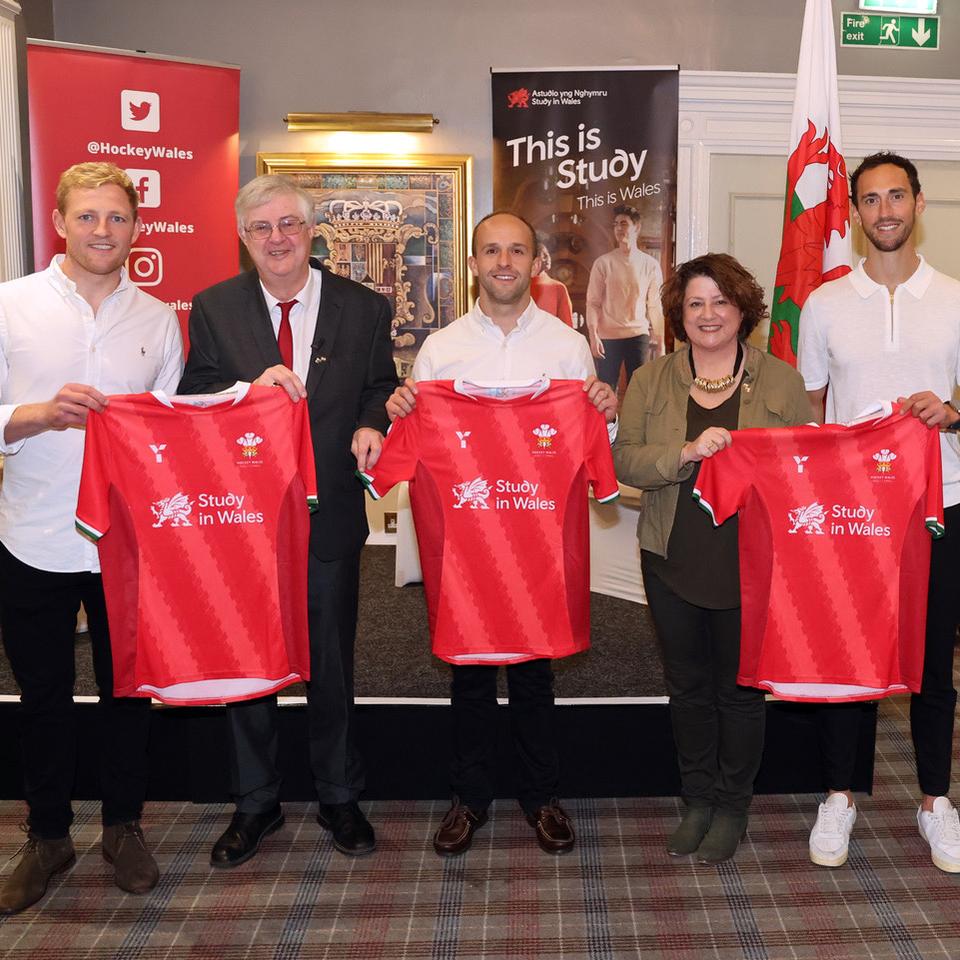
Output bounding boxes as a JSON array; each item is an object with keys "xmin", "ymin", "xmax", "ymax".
[
  {"xmin": 452, "ymin": 376, "xmax": 551, "ymax": 401},
  {"xmin": 152, "ymin": 382, "xmax": 252, "ymax": 409},
  {"xmin": 846, "ymin": 400, "xmax": 895, "ymax": 426}
]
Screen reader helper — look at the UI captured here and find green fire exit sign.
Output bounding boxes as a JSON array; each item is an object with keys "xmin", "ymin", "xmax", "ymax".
[
  {"xmin": 859, "ymin": 0, "xmax": 936, "ymax": 13},
  {"xmin": 841, "ymin": 12, "xmax": 940, "ymax": 49}
]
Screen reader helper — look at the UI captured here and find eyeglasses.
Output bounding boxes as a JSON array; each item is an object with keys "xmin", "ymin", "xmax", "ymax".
[{"xmin": 244, "ymin": 216, "xmax": 307, "ymax": 240}]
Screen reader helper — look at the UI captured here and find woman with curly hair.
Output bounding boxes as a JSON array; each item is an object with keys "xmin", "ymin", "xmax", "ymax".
[{"xmin": 613, "ymin": 253, "xmax": 812, "ymax": 863}]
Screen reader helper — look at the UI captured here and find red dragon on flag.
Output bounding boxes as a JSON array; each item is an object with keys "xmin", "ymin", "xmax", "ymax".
[{"xmin": 769, "ymin": 0, "xmax": 851, "ymax": 366}]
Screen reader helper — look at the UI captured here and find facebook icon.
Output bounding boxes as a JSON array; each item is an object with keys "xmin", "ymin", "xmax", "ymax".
[{"xmin": 124, "ymin": 169, "xmax": 161, "ymax": 209}]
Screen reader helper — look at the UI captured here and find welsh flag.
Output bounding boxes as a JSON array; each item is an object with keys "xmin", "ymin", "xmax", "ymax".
[{"xmin": 769, "ymin": 0, "xmax": 852, "ymax": 365}]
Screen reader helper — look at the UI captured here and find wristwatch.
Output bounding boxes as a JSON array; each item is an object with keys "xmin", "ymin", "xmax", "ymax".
[{"xmin": 944, "ymin": 400, "xmax": 960, "ymax": 431}]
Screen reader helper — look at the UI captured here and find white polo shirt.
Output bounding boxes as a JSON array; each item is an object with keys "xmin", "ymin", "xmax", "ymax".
[{"xmin": 798, "ymin": 256, "xmax": 960, "ymax": 506}]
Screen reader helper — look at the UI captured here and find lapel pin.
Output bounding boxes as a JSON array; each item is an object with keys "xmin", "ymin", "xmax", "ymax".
[{"xmin": 314, "ymin": 356, "xmax": 327, "ymax": 365}]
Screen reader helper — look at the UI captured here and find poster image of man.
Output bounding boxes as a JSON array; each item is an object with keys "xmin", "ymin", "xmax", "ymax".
[
  {"xmin": 492, "ymin": 67, "xmax": 678, "ymax": 387},
  {"xmin": 586, "ymin": 203, "xmax": 665, "ymax": 390}
]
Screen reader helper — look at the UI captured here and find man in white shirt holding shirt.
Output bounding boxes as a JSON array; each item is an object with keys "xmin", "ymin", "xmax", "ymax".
[
  {"xmin": 0, "ymin": 163, "xmax": 183, "ymax": 913},
  {"xmin": 798, "ymin": 152, "xmax": 960, "ymax": 874},
  {"xmin": 387, "ymin": 211, "xmax": 617, "ymax": 857}
]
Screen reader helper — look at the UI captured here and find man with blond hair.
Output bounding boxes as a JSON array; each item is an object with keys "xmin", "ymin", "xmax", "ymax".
[
  {"xmin": 181, "ymin": 174, "xmax": 396, "ymax": 867},
  {"xmin": 0, "ymin": 162, "xmax": 183, "ymax": 913}
]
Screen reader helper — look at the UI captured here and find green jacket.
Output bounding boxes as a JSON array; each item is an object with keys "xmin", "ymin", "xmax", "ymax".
[{"xmin": 613, "ymin": 343, "xmax": 814, "ymax": 558}]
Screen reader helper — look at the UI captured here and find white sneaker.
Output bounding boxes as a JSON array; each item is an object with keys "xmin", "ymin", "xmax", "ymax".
[
  {"xmin": 809, "ymin": 793, "xmax": 856, "ymax": 867},
  {"xmin": 918, "ymin": 797, "xmax": 960, "ymax": 873}
]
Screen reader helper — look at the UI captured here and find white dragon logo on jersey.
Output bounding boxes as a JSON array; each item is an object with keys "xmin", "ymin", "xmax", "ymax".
[
  {"xmin": 151, "ymin": 492, "xmax": 194, "ymax": 528},
  {"xmin": 788, "ymin": 501, "xmax": 827, "ymax": 535},
  {"xmin": 452, "ymin": 477, "xmax": 491, "ymax": 510}
]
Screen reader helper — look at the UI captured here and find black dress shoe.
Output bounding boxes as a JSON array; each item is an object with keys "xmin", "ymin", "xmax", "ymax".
[
  {"xmin": 316, "ymin": 801, "xmax": 376, "ymax": 856},
  {"xmin": 210, "ymin": 806, "xmax": 284, "ymax": 868}
]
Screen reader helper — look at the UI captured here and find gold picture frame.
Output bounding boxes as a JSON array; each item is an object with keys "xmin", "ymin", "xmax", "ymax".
[{"xmin": 257, "ymin": 152, "xmax": 472, "ymax": 377}]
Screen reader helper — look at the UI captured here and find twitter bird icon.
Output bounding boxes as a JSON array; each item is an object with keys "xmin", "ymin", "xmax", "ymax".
[{"xmin": 121, "ymin": 89, "xmax": 160, "ymax": 132}]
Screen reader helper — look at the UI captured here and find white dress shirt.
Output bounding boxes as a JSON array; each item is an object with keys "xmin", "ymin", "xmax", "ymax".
[
  {"xmin": 0, "ymin": 257, "xmax": 184, "ymax": 572},
  {"xmin": 413, "ymin": 298, "xmax": 616, "ymax": 441},
  {"xmin": 260, "ymin": 267, "xmax": 322, "ymax": 384},
  {"xmin": 413, "ymin": 299, "xmax": 596, "ymax": 381}
]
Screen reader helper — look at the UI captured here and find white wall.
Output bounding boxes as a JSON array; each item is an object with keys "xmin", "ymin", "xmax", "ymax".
[{"xmin": 50, "ymin": 0, "xmax": 960, "ymax": 210}]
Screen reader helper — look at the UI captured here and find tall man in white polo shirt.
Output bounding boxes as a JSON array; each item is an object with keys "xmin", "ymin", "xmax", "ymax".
[
  {"xmin": 798, "ymin": 152, "xmax": 960, "ymax": 873},
  {"xmin": 387, "ymin": 211, "xmax": 617, "ymax": 857},
  {"xmin": 0, "ymin": 163, "xmax": 183, "ymax": 913}
]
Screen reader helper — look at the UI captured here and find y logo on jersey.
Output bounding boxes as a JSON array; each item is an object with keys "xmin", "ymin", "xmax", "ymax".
[
  {"xmin": 151, "ymin": 493, "xmax": 193, "ymax": 528},
  {"xmin": 149, "ymin": 443, "xmax": 167, "ymax": 464},
  {"xmin": 532, "ymin": 423, "xmax": 558, "ymax": 449},
  {"xmin": 788, "ymin": 501, "xmax": 826, "ymax": 535},
  {"xmin": 237, "ymin": 432, "xmax": 264, "ymax": 459},
  {"xmin": 456, "ymin": 431, "xmax": 471, "ymax": 449},
  {"xmin": 793, "ymin": 455, "xmax": 809, "ymax": 474},
  {"xmin": 452, "ymin": 477, "xmax": 491, "ymax": 509}
]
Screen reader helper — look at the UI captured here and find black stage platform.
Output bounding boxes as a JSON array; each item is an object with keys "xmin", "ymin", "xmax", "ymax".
[{"xmin": 0, "ymin": 545, "xmax": 876, "ymax": 801}]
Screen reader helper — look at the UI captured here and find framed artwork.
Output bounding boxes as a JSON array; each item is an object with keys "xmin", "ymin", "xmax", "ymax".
[{"xmin": 257, "ymin": 152, "xmax": 472, "ymax": 377}]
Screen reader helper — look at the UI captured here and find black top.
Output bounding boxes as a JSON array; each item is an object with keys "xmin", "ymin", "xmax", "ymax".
[{"xmin": 642, "ymin": 384, "xmax": 742, "ymax": 609}]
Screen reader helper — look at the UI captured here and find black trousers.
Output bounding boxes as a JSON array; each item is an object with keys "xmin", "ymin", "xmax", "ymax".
[
  {"xmin": 816, "ymin": 501, "xmax": 960, "ymax": 796},
  {"xmin": 643, "ymin": 566, "xmax": 764, "ymax": 813},
  {"xmin": 0, "ymin": 543, "xmax": 150, "ymax": 839},
  {"xmin": 450, "ymin": 658, "xmax": 558, "ymax": 817},
  {"xmin": 225, "ymin": 551, "xmax": 364, "ymax": 811},
  {"xmin": 596, "ymin": 335, "xmax": 649, "ymax": 391}
]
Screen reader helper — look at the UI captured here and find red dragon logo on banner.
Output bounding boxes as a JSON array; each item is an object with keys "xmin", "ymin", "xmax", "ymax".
[{"xmin": 506, "ymin": 88, "xmax": 530, "ymax": 109}]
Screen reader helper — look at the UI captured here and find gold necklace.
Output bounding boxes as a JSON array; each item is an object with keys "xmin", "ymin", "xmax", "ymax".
[{"xmin": 689, "ymin": 342, "xmax": 743, "ymax": 393}]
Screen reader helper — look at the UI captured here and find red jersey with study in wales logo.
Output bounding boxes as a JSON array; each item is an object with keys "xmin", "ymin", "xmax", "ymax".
[
  {"xmin": 75, "ymin": 384, "xmax": 318, "ymax": 705},
  {"xmin": 693, "ymin": 413, "xmax": 943, "ymax": 702},
  {"xmin": 361, "ymin": 378, "xmax": 620, "ymax": 664}
]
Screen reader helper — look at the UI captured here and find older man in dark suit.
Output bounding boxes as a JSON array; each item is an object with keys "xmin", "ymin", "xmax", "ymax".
[{"xmin": 180, "ymin": 174, "xmax": 396, "ymax": 866}]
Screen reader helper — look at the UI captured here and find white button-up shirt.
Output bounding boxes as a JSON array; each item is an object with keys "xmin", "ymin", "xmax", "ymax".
[
  {"xmin": 412, "ymin": 298, "xmax": 615, "ymax": 441},
  {"xmin": 260, "ymin": 266, "xmax": 322, "ymax": 384},
  {"xmin": 0, "ymin": 257, "xmax": 184, "ymax": 572},
  {"xmin": 413, "ymin": 299, "xmax": 596, "ymax": 381}
]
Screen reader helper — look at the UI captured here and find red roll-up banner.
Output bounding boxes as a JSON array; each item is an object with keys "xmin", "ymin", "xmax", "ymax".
[{"xmin": 26, "ymin": 40, "xmax": 240, "ymax": 342}]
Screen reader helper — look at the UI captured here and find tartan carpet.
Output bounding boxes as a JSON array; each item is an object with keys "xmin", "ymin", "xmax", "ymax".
[{"xmin": 0, "ymin": 694, "xmax": 958, "ymax": 959}]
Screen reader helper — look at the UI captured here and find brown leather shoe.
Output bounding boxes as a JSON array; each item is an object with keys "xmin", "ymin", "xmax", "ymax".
[
  {"xmin": 0, "ymin": 829, "xmax": 75, "ymax": 915},
  {"xmin": 432, "ymin": 800, "xmax": 488, "ymax": 857},
  {"xmin": 102, "ymin": 821, "xmax": 159, "ymax": 894},
  {"xmin": 526, "ymin": 801, "xmax": 575, "ymax": 855}
]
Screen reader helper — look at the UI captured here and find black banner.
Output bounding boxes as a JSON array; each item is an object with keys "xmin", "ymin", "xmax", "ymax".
[{"xmin": 492, "ymin": 68, "xmax": 678, "ymax": 358}]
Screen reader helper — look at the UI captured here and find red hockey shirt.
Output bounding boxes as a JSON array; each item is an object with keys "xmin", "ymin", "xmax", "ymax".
[
  {"xmin": 362, "ymin": 378, "xmax": 619, "ymax": 664},
  {"xmin": 693, "ymin": 413, "xmax": 943, "ymax": 702},
  {"xmin": 76, "ymin": 384, "xmax": 317, "ymax": 705}
]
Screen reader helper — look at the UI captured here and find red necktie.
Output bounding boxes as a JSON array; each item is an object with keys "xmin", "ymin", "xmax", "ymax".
[{"xmin": 277, "ymin": 299, "xmax": 297, "ymax": 370}]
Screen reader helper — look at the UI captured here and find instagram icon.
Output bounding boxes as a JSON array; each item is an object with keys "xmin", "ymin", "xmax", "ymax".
[{"xmin": 127, "ymin": 248, "xmax": 163, "ymax": 287}]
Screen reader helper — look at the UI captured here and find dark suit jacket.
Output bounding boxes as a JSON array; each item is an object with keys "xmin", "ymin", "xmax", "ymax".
[{"xmin": 179, "ymin": 261, "xmax": 397, "ymax": 560}]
